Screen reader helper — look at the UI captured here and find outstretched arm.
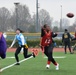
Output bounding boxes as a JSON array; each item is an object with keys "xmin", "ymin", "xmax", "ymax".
[{"xmin": 9, "ymin": 36, "xmax": 16, "ymax": 48}]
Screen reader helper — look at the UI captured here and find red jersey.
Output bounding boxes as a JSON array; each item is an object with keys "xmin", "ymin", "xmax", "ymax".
[
  {"xmin": 41, "ymin": 30, "xmax": 52, "ymax": 46},
  {"xmin": 75, "ymin": 32, "xmax": 76, "ymax": 38}
]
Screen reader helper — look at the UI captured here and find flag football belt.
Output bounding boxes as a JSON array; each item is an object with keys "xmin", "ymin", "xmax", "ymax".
[{"xmin": 24, "ymin": 44, "xmax": 28, "ymax": 49}]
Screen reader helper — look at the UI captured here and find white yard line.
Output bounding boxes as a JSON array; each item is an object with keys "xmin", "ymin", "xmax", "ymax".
[
  {"xmin": 0, "ymin": 56, "xmax": 33, "ymax": 72},
  {"xmin": 6, "ymin": 57, "xmax": 15, "ymax": 59}
]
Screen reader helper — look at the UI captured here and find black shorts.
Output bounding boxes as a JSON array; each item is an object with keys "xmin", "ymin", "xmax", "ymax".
[
  {"xmin": 44, "ymin": 44, "xmax": 53, "ymax": 57},
  {"xmin": 64, "ymin": 41, "xmax": 71, "ymax": 47}
]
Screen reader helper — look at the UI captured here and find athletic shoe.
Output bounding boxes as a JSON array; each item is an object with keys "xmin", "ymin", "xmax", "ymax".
[
  {"xmin": 70, "ymin": 52, "xmax": 74, "ymax": 54},
  {"xmin": 55, "ymin": 63, "xmax": 59, "ymax": 70},
  {"xmin": 32, "ymin": 53, "xmax": 35, "ymax": 58},
  {"xmin": 15, "ymin": 62, "xmax": 20, "ymax": 65},
  {"xmin": 65, "ymin": 52, "xmax": 67, "ymax": 54},
  {"xmin": 46, "ymin": 64, "xmax": 50, "ymax": 69}
]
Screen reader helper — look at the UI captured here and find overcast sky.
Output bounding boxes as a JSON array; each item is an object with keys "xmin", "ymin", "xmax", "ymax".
[{"xmin": 0, "ymin": 0, "xmax": 76, "ymax": 24}]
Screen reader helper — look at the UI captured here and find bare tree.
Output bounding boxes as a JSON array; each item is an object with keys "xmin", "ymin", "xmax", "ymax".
[
  {"xmin": 11, "ymin": 4, "xmax": 32, "ymax": 32},
  {"xmin": 32, "ymin": 9, "xmax": 53, "ymax": 32},
  {"xmin": 0, "ymin": 6, "xmax": 53, "ymax": 33},
  {"xmin": 62, "ymin": 18, "xmax": 70, "ymax": 29},
  {"xmin": 0, "ymin": 7, "xmax": 11, "ymax": 31},
  {"xmin": 6, "ymin": 4, "xmax": 33, "ymax": 32},
  {"xmin": 38, "ymin": 9, "xmax": 53, "ymax": 27},
  {"xmin": 8, "ymin": 14, "xmax": 16, "ymax": 31},
  {"xmin": 53, "ymin": 26, "xmax": 59, "ymax": 32}
]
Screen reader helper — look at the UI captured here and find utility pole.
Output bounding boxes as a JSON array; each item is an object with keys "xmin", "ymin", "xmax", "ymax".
[
  {"xmin": 36, "ymin": 0, "xmax": 39, "ymax": 32},
  {"xmin": 14, "ymin": 2, "xmax": 19, "ymax": 29},
  {"xmin": 60, "ymin": 5, "xmax": 62, "ymax": 31}
]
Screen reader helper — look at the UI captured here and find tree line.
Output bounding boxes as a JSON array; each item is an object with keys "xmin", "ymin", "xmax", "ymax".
[{"xmin": 0, "ymin": 4, "xmax": 52, "ymax": 32}]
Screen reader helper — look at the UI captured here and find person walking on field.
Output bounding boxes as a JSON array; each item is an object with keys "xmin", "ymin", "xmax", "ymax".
[
  {"xmin": 9, "ymin": 28, "xmax": 35, "ymax": 65},
  {"xmin": 62, "ymin": 29, "xmax": 73, "ymax": 54},
  {"xmin": 40, "ymin": 24, "xmax": 59, "ymax": 70}
]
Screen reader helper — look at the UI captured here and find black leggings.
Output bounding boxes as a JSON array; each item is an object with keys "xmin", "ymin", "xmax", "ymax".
[
  {"xmin": 44, "ymin": 44, "xmax": 56, "ymax": 64},
  {"xmin": 64, "ymin": 41, "xmax": 71, "ymax": 53},
  {"xmin": 15, "ymin": 47, "xmax": 32, "ymax": 62}
]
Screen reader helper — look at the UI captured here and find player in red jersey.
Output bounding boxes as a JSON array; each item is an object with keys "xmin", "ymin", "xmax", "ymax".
[{"xmin": 40, "ymin": 24, "xmax": 59, "ymax": 70}]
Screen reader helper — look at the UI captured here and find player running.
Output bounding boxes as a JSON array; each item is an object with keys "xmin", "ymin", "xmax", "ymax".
[
  {"xmin": 9, "ymin": 28, "xmax": 35, "ymax": 65},
  {"xmin": 0, "ymin": 32, "xmax": 7, "ymax": 59},
  {"xmin": 40, "ymin": 24, "xmax": 59, "ymax": 70}
]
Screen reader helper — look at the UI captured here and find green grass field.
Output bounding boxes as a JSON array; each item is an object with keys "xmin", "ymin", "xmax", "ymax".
[{"xmin": 0, "ymin": 52, "xmax": 76, "ymax": 75}]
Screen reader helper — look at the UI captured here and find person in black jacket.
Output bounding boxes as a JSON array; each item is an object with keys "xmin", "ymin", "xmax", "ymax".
[{"xmin": 62, "ymin": 29, "xmax": 73, "ymax": 54}]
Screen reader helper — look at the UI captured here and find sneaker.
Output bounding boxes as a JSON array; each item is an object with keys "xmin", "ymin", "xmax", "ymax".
[
  {"xmin": 15, "ymin": 62, "xmax": 20, "ymax": 65},
  {"xmin": 65, "ymin": 52, "xmax": 67, "ymax": 54},
  {"xmin": 70, "ymin": 52, "xmax": 74, "ymax": 54},
  {"xmin": 55, "ymin": 63, "xmax": 59, "ymax": 70},
  {"xmin": 46, "ymin": 64, "xmax": 50, "ymax": 69},
  {"xmin": 32, "ymin": 49, "xmax": 38, "ymax": 57},
  {"xmin": 32, "ymin": 53, "xmax": 35, "ymax": 58}
]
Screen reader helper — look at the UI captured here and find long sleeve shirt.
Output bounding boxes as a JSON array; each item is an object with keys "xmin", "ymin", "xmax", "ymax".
[{"xmin": 10, "ymin": 33, "xmax": 26, "ymax": 47}]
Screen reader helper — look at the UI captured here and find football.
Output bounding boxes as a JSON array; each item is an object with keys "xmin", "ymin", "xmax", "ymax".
[{"xmin": 66, "ymin": 13, "xmax": 74, "ymax": 18}]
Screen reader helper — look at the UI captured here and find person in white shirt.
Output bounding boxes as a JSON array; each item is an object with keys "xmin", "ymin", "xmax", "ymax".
[{"xmin": 9, "ymin": 28, "xmax": 35, "ymax": 65}]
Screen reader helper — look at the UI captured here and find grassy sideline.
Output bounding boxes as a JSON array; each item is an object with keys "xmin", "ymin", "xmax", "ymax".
[{"xmin": 0, "ymin": 52, "xmax": 76, "ymax": 75}]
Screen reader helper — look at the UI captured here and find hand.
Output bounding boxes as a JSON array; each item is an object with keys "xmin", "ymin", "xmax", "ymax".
[
  {"xmin": 39, "ymin": 43, "xmax": 41, "ymax": 47},
  {"xmin": 24, "ymin": 44, "xmax": 28, "ymax": 49}
]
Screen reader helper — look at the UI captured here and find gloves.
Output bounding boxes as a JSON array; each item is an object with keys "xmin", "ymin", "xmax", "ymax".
[
  {"xmin": 21, "ymin": 44, "xmax": 28, "ymax": 49},
  {"xmin": 24, "ymin": 44, "xmax": 28, "ymax": 49}
]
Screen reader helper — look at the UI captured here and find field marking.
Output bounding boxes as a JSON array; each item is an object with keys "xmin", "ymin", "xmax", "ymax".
[
  {"xmin": 0, "ymin": 56, "xmax": 33, "ymax": 72},
  {"xmin": 6, "ymin": 57, "xmax": 15, "ymax": 59},
  {"xmin": 44, "ymin": 56, "xmax": 66, "ymax": 59}
]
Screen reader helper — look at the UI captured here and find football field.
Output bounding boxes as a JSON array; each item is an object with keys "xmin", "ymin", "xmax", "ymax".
[{"xmin": 0, "ymin": 48, "xmax": 76, "ymax": 75}]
